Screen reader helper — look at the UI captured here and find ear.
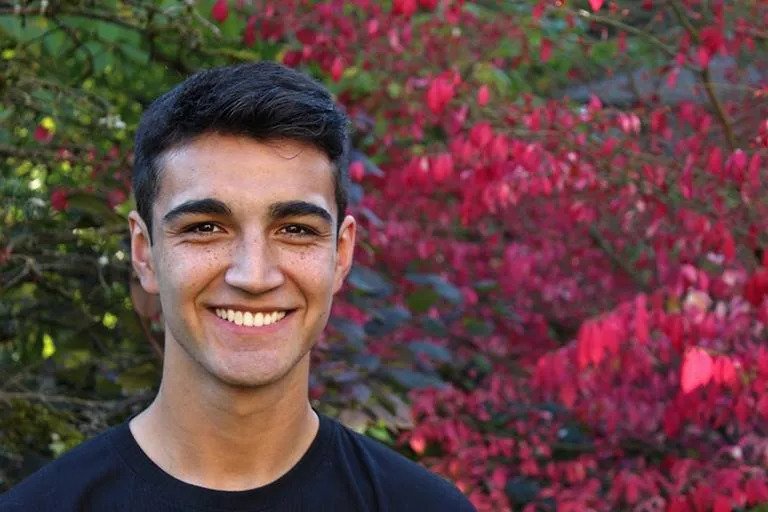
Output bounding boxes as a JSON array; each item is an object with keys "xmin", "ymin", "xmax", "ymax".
[
  {"xmin": 128, "ymin": 211, "xmax": 160, "ymax": 295},
  {"xmin": 332, "ymin": 215, "xmax": 356, "ymax": 294}
]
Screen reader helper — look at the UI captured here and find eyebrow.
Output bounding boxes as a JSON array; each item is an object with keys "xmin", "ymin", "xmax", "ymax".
[
  {"xmin": 269, "ymin": 200, "xmax": 332, "ymax": 224},
  {"xmin": 161, "ymin": 198, "xmax": 333, "ymax": 225},
  {"xmin": 163, "ymin": 198, "xmax": 232, "ymax": 223}
]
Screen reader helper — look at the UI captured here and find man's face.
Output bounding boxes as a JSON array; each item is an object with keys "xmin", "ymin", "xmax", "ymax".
[{"xmin": 129, "ymin": 133, "xmax": 355, "ymax": 388}]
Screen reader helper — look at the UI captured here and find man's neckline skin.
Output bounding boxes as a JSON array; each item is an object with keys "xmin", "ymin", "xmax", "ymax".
[{"xmin": 127, "ymin": 134, "xmax": 356, "ymax": 490}]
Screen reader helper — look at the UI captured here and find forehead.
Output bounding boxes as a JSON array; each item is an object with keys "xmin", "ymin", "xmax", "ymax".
[{"xmin": 155, "ymin": 134, "xmax": 335, "ymax": 218}]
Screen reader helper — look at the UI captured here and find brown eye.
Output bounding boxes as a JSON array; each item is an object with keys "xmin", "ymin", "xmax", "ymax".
[
  {"xmin": 280, "ymin": 224, "xmax": 318, "ymax": 237},
  {"xmin": 186, "ymin": 222, "xmax": 222, "ymax": 234}
]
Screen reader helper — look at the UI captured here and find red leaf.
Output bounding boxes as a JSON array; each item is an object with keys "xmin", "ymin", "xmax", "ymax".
[
  {"xmin": 243, "ymin": 16, "xmax": 257, "ymax": 46},
  {"xmin": 426, "ymin": 77, "xmax": 454, "ymax": 115},
  {"xmin": 34, "ymin": 124, "xmax": 53, "ymax": 143},
  {"xmin": 712, "ymin": 495, "xmax": 732, "ymax": 512},
  {"xmin": 588, "ymin": 0, "xmax": 604, "ymax": 12},
  {"xmin": 349, "ymin": 161, "xmax": 365, "ymax": 182},
  {"xmin": 477, "ymin": 85, "xmax": 490, "ymax": 107},
  {"xmin": 577, "ymin": 320, "xmax": 606, "ymax": 368},
  {"xmin": 680, "ymin": 347, "xmax": 713, "ymax": 393},
  {"xmin": 50, "ymin": 188, "xmax": 69, "ymax": 211},
  {"xmin": 692, "ymin": 484, "xmax": 714, "ymax": 512},
  {"xmin": 634, "ymin": 294, "xmax": 649, "ymax": 344},
  {"xmin": 624, "ymin": 474, "xmax": 640, "ymax": 504},
  {"xmin": 707, "ymin": 147, "xmax": 723, "ymax": 176},
  {"xmin": 679, "ymin": 154, "xmax": 694, "ymax": 199},
  {"xmin": 392, "ymin": 0, "xmax": 417, "ymax": 17},
  {"xmin": 432, "ymin": 153, "xmax": 453, "ymax": 182},
  {"xmin": 697, "ymin": 46, "xmax": 711, "ymax": 68},
  {"xmin": 107, "ymin": 189, "xmax": 127, "ymax": 208},
  {"xmin": 667, "ymin": 495, "xmax": 691, "ymax": 512},
  {"xmin": 744, "ymin": 268, "xmax": 768, "ymax": 306},
  {"xmin": 617, "ymin": 31, "xmax": 627, "ymax": 53},
  {"xmin": 559, "ymin": 380, "xmax": 577, "ymax": 408},
  {"xmin": 330, "ymin": 57, "xmax": 344, "ymax": 82},
  {"xmin": 409, "ymin": 432, "xmax": 426, "ymax": 454},
  {"xmin": 712, "ymin": 356, "xmax": 738, "ymax": 388},
  {"xmin": 663, "ymin": 406, "xmax": 681, "ymax": 437},
  {"xmin": 588, "ymin": 94, "xmax": 603, "ymax": 112},
  {"xmin": 745, "ymin": 477, "xmax": 768, "ymax": 505},
  {"xmin": 211, "ymin": 0, "xmax": 229, "ymax": 23},
  {"xmin": 667, "ymin": 67, "xmax": 680, "ymax": 89},
  {"xmin": 539, "ymin": 38, "xmax": 553, "ymax": 63}
]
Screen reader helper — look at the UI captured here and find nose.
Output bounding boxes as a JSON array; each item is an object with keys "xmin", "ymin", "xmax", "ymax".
[{"xmin": 224, "ymin": 234, "xmax": 285, "ymax": 294}]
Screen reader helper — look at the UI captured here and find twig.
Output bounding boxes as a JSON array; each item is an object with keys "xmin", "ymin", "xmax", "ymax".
[
  {"xmin": 669, "ymin": 1, "xmax": 737, "ymax": 151},
  {"xmin": 588, "ymin": 224, "xmax": 650, "ymax": 292},
  {"xmin": 569, "ymin": 8, "xmax": 677, "ymax": 58},
  {"xmin": 0, "ymin": 390, "xmax": 151, "ymax": 408}
]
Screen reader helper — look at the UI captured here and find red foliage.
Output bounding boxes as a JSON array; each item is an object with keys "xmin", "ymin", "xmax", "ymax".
[
  {"xmin": 211, "ymin": 0, "xmax": 229, "ymax": 23},
  {"xmin": 211, "ymin": 1, "xmax": 768, "ymax": 509},
  {"xmin": 50, "ymin": 188, "xmax": 68, "ymax": 211}
]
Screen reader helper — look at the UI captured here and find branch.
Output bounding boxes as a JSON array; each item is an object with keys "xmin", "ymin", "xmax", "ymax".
[
  {"xmin": 0, "ymin": 5, "xmax": 147, "ymax": 34},
  {"xmin": 588, "ymin": 225, "xmax": 651, "ymax": 292},
  {"xmin": 0, "ymin": 143, "xmax": 96, "ymax": 163},
  {"xmin": 569, "ymin": 8, "xmax": 677, "ymax": 58},
  {"xmin": 669, "ymin": 1, "xmax": 737, "ymax": 152},
  {"xmin": 0, "ymin": 390, "xmax": 151, "ymax": 409}
]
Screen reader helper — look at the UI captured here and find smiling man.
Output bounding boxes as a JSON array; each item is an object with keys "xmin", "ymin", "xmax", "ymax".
[{"xmin": 0, "ymin": 63, "xmax": 476, "ymax": 511}]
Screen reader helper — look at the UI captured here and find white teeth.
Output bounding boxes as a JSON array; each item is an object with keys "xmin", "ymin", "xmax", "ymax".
[{"xmin": 215, "ymin": 308, "xmax": 287, "ymax": 327}]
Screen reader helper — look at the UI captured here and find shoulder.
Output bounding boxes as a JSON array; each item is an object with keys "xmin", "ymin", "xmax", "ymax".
[
  {"xmin": 329, "ymin": 418, "xmax": 476, "ymax": 511},
  {"xmin": 0, "ymin": 425, "xmax": 125, "ymax": 511}
]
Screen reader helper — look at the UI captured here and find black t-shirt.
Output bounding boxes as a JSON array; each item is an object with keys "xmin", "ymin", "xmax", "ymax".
[{"xmin": 0, "ymin": 413, "xmax": 475, "ymax": 511}]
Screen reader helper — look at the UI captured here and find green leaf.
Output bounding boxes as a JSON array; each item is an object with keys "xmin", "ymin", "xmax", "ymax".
[
  {"xmin": 386, "ymin": 368, "xmax": 445, "ymax": 390},
  {"xmin": 66, "ymin": 192, "xmax": 124, "ymax": 226},
  {"xmin": 365, "ymin": 424, "xmax": 394, "ymax": 444},
  {"xmin": 347, "ymin": 265, "xmax": 394, "ymax": 297},
  {"xmin": 420, "ymin": 316, "xmax": 448, "ymax": 336},
  {"xmin": 406, "ymin": 288, "xmax": 439, "ymax": 313},
  {"xmin": 407, "ymin": 341, "xmax": 452, "ymax": 363},
  {"xmin": 330, "ymin": 317, "xmax": 366, "ymax": 347},
  {"xmin": 116, "ymin": 362, "xmax": 159, "ymax": 394},
  {"xmin": 505, "ymin": 477, "xmax": 540, "ymax": 506},
  {"xmin": 364, "ymin": 306, "xmax": 411, "ymax": 337},
  {"xmin": 464, "ymin": 317, "xmax": 494, "ymax": 336},
  {"xmin": 405, "ymin": 273, "xmax": 463, "ymax": 304}
]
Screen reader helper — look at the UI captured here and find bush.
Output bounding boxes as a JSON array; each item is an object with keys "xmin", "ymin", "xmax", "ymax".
[{"xmin": 2, "ymin": 1, "xmax": 768, "ymax": 510}]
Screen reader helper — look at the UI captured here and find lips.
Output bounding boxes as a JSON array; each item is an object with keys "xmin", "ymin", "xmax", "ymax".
[{"xmin": 213, "ymin": 308, "xmax": 288, "ymax": 327}]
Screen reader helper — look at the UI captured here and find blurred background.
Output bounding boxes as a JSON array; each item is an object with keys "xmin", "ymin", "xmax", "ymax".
[{"xmin": 2, "ymin": 1, "xmax": 768, "ymax": 510}]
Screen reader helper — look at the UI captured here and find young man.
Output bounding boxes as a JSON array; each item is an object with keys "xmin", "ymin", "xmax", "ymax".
[{"xmin": 1, "ymin": 62, "xmax": 476, "ymax": 511}]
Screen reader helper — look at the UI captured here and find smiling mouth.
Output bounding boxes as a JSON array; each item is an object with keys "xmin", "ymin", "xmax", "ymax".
[{"xmin": 214, "ymin": 308, "xmax": 288, "ymax": 327}]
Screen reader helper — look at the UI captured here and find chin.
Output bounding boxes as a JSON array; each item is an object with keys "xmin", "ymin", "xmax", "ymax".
[{"xmin": 205, "ymin": 352, "xmax": 307, "ymax": 390}]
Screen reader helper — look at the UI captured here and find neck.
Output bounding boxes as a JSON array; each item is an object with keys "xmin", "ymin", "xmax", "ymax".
[{"xmin": 130, "ymin": 339, "xmax": 319, "ymax": 491}]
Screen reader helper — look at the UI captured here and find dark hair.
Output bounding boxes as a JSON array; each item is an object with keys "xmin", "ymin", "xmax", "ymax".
[{"xmin": 132, "ymin": 61, "xmax": 350, "ymax": 241}]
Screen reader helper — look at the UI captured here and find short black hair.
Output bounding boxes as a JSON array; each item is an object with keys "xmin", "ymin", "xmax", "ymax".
[{"xmin": 132, "ymin": 61, "xmax": 350, "ymax": 241}]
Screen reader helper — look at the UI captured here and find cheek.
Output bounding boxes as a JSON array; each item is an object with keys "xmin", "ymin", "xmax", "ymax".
[
  {"xmin": 282, "ymin": 249, "xmax": 337, "ymax": 291},
  {"xmin": 158, "ymin": 246, "xmax": 228, "ymax": 298}
]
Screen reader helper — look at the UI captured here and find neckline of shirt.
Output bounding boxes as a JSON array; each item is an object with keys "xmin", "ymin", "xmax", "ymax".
[{"xmin": 107, "ymin": 411, "xmax": 335, "ymax": 510}]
